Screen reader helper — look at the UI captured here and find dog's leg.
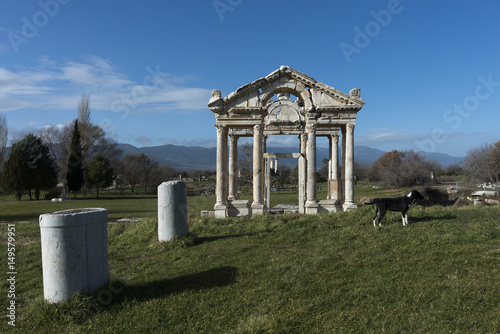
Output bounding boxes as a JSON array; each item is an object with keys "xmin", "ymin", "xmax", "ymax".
[
  {"xmin": 373, "ymin": 208, "xmax": 379, "ymax": 227},
  {"xmin": 377, "ymin": 209, "xmax": 386, "ymax": 227},
  {"xmin": 402, "ymin": 212, "xmax": 409, "ymax": 226}
]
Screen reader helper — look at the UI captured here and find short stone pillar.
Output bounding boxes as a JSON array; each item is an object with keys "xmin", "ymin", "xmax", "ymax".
[
  {"xmin": 158, "ymin": 181, "xmax": 188, "ymax": 242},
  {"xmin": 39, "ymin": 208, "xmax": 108, "ymax": 303}
]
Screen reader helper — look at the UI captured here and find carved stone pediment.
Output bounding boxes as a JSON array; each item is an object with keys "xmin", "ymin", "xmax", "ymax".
[{"xmin": 208, "ymin": 66, "xmax": 364, "ymax": 121}]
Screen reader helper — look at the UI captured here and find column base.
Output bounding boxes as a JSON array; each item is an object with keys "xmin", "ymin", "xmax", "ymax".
[
  {"xmin": 214, "ymin": 203, "xmax": 227, "ymax": 219},
  {"xmin": 251, "ymin": 202, "xmax": 266, "ymax": 216},
  {"xmin": 305, "ymin": 201, "xmax": 319, "ymax": 215},
  {"xmin": 342, "ymin": 202, "xmax": 358, "ymax": 211},
  {"xmin": 227, "ymin": 200, "xmax": 252, "ymax": 217}
]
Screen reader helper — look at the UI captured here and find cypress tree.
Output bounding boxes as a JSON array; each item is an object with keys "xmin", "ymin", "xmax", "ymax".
[{"xmin": 67, "ymin": 120, "xmax": 85, "ymax": 197}]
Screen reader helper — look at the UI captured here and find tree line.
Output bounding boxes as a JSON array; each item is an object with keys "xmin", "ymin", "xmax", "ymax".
[
  {"xmin": 236, "ymin": 140, "xmax": 500, "ymax": 188},
  {"xmin": 0, "ymin": 95, "xmax": 180, "ymax": 200}
]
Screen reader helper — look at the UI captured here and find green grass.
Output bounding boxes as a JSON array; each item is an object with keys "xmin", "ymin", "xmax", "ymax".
[
  {"xmin": 0, "ymin": 194, "xmax": 217, "ymax": 223},
  {"xmin": 1, "ymin": 204, "xmax": 499, "ymax": 333}
]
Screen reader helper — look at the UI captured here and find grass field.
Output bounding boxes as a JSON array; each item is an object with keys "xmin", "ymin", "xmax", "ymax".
[{"xmin": 0, "ymin": 192, "xmax": 499, "ymax": 332}]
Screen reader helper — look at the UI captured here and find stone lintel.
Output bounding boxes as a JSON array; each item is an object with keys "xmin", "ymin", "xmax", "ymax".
[{"xmin": 263, "ymin": 153, "xmax": 302, "ymax": 159}]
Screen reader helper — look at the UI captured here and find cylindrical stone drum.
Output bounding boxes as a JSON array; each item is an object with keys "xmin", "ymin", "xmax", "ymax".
[
  {"xmin": 158, "ymin": 181, "xmax": 188, "ymax": 242},
  {"xmin": 39, "ymin": 208, "xmax": 108, "ymax": 303}
]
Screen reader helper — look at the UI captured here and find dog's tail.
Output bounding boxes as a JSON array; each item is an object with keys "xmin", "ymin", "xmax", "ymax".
[{"xmin": 364, "ymin": 198, "xmax": 379, "ymax": 205}]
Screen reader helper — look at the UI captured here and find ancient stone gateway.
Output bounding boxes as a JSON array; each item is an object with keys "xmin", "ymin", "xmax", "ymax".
[{"xmin": 208, "ymin": 66, "xmax": 364, "ymax": 218}]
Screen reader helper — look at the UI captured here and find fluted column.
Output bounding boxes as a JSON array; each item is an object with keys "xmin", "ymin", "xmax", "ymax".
[
  {"xmin": 343, "ymin": 123, "xmax": 357, "ymax": 211},
  {"xmin": 306, "ymin": 123, "xmax": 317, "ymax": 204},
  {"xmin": 228, "ymin": 134, "xmax": 238, "ymax": 201},
  {"xmin": 252, "ymin": 124, "xmax": 264, "ymax": 206},
  {"xmin": 215, "ymin": 124, "xmax": 228, "ymax": 215}
]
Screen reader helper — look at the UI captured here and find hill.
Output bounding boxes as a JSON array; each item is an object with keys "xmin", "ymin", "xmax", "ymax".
[{"xmin": 117, "ymin": 144, "xmax": 464, "ymax": 170}]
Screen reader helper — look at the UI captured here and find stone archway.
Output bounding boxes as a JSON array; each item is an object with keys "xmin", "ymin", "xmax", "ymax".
[{"xmin": 208, "ymin": 66, "xmax": 365, "ymax": 218}]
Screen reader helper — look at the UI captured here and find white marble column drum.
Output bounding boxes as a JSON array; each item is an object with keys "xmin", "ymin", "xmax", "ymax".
[
  {"xmin": 252, "ymin": 124, "xmax": 264, "ymax": 213},
  {"xmin": 214, "ymin": 124, "xmax": 228, "ymax": 217},
  {"xmin": 228, "ymin": 134, "xmax": 238, "ymax": 201},
  {"xmin": 343, "ymin": 123, "xmax": 357, "ymax": 211}
]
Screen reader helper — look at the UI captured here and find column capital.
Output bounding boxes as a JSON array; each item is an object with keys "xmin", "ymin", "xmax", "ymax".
[
  {"xmin": 305, "ymin": 123, "xmax": 317, "ymax": 134},
  {"xmin": 215, "ymin": 123, "xmax": 227, "ymax": 134},
  {"xmin": 346, "ymin": 123, "xmax": 355, "ymax": 134},
  {"xmin": 228, "ymin": 133, "xmax": 238, "ymax": 142},
  {"xmin": 253, "ymin": 124, "xmax": 263, "ymax": 133}
]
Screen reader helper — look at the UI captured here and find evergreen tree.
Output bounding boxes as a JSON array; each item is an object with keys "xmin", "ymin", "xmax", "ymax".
[
  {"xmin": 23, "ymin": 134, "xmax": 58, "ymax": 199},
  {"xmin": 5, "ymin": 134, "xmax": 58, "ymax": 200},
  {"xmin": 86, "ymin": 154, "xmax": 114, "ymax": 198},
  {"xmin": 67, "ymin": 120, "xmax": 85, "ymax": 197},
  {"xmin": 0, "ymin": 146, "xmax": 30, "ymax": 200}
]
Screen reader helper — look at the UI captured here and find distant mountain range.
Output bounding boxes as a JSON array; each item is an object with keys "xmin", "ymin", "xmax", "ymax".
[{"xmin": 116, "ymin": 143, "xmax": 465, "ymax": 171}]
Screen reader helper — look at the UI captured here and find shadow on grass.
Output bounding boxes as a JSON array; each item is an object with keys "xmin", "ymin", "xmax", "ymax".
[
  {"xmin": 196, "ymin": 233, "xmax": 259, "ymax": 244},
  {"xmin": 410, "ymin": 212, "xmax": 457, "ymax": 223},
  {"xmin": 123, "ymin": 266, "xmax": 238, "ymax": 301}
]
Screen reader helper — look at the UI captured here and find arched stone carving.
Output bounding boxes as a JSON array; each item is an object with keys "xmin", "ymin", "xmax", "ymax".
[{"xmin": 265, "ymin": 96, "xmax": 303, "ymax": 125}]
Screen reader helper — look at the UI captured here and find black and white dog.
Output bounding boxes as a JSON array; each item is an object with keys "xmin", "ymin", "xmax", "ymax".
[{"xmin": 366, "ymin": 190, "xmax": 424, "ymax": 227}]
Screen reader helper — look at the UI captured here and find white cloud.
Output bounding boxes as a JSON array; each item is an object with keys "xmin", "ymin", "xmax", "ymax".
[{"xmin": 0, "ymin": 56, "xmax": 212, "ymax": 114}]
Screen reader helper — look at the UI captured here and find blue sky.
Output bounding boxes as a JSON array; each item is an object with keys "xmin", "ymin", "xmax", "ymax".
[{"xmin": 0, "ymin": 0, "xmax": 499, "ymax": 157}]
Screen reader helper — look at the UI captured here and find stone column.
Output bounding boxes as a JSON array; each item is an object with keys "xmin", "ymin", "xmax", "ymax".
[
  {"xmin": 264, "ymin": 157, "xmax": 271, "ymax": 209},
  {"xmin": 331, "ymin": 133, "xmax": 339, "ymax": 180},
  {"xmin": 158, "ymin": 181, "xmax": 188, "ymax": 242},
  {"xmin": 343, "ymin": 123, "xmax": 357, "ymax": 211},
  {"xmin": 228, "ymin": 134, "xmax": 238, "ymax": 201},
  {"xmin": 306, "ymin": 123, "xmax": 318, "ymax": 213},
  {"xmin": 298, "ymin": 134, "xmax": 307, "ymax": 214},
  {"xmin": 328, "ymin": 135, "xmax": 333, "ymax": 181},
  {"xmin": 214, "ymin": 124, "xmax": 228, "ymax": 217},
  {"xmin": 39, "ymin": 208, "xmax": 108, "ymax": 303},
  {"xmin": 262, "ymin": 135, "xmax": 267, "ymax": 202},
  {"xmin": 252, "ymin": 124, "xmax": 264, "ymax": 214},
  {"xmin": 328, "ymin": 133, "xmax": 340, "ymax": 202},
  {"xmin": 341, "ymin": 127, "xmax": 347, "ymax": 203}
]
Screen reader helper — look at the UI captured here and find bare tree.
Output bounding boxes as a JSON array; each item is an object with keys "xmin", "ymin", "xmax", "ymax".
[
  {"xmin": 238, "ymin": 142, "xmax": 253, "ymax": 185},
  {"xmin": 56, "ymin": 95, "xmax": 121, "ymax": 184},
  {"xmin": 463, "ymin": 143, "xmax": 495, "ymax": 183},
  {"xmin": 141, "ymin": 155, "xmax": 159, "ymax": 194},
  {"xmin": 120, "ymin": 154, "xmax": 144, "ymax": 193},
  {"xmin": 488, "ymin": 140, "xmax": 500, "ymax": 183},
  {"xmin": 0, "ymin": 114, "xmax": 7, "ymax": 166},
  {"xmin": 119, "ymin": 153, "xmax": 159, "ymax": 193},
  {"xmin": 368, "ymin": 150, "xmax": 433, "ymax": 187},
  {"xmin": 78, "ymin": 94, "xmax": 91, "ymax": 125},
  {"xmin": 39, "ymin": 125, "xmax": 61, "ymax": 165}
]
